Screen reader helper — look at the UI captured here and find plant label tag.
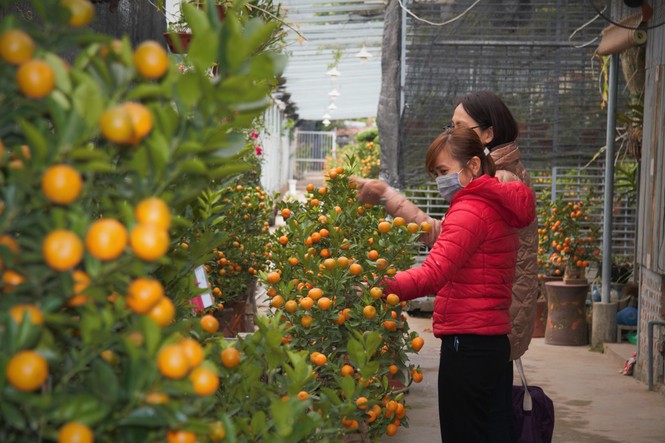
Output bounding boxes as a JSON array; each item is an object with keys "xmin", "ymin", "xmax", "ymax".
[
  {"xmin": 190, "ymin": 292, "xmax": 214, "ymax": 313},
  {"xmin": 191, "ymin": 265, "xmax": 213, "ymax": 313}
]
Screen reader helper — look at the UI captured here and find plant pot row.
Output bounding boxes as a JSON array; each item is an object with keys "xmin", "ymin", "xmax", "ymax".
[{"xmin": 164, "ymin": 4, "xmax": 226, "ymax": 54}]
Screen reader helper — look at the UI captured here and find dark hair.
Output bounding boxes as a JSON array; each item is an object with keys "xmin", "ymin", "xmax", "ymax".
[
  {"xmin": 425, "ymin": 127, "xmax": 496, "ymax": 179},
  {"xmin": 456, "ymin": 91, "xmax": 519, "ymax": 150}
]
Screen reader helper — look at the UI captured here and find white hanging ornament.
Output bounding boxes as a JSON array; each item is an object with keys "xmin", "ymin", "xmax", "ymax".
[
  {"xmin": 355, "ymin": 45, "xmax": 372, "ymax": 62},
  {"xmin": 326, "ymin": 67, "xmax": 341, "ymax": 78},
  {"xmin": 328, "ymin": 88, "xmax": 340, "ymax": 101}
]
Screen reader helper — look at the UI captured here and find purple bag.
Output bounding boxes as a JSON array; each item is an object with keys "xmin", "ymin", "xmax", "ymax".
[{"xmin": 512, "ymin": 359, "xmax": 555, "ymax": 443}]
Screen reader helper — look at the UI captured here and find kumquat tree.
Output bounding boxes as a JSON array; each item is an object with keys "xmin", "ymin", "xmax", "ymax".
[
  {"xmin": 264, "ymin": 158, "xmax": 428, "ymax": 440},
  {"xmin": 536, "ymin": 186, "xmax": 601, "ymax": 279},
  {"xmin": 0, "ymin": 0, "xmax": 339, "ymax": 441},
  {"xmin": 325, "ymin": 129, "xmax": 380, "ymax": 179},
  {"xmin": 0, "ymin": 0, "xmax": 431, "ymax": 441}
]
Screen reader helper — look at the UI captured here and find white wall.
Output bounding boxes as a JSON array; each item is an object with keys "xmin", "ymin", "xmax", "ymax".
[{"xmin": 259, "ymin": 105, "xmax": 291, "ymax": 196}]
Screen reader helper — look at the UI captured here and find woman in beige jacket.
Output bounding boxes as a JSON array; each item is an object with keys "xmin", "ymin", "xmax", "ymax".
[{"xmin": 354, "ymin": 91, "xmax": 538, "ymax": 442}]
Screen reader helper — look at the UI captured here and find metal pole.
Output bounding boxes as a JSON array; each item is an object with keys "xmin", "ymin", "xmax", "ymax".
[
  {"xmin": 601, "ymin": 53, "xmax": 619, "ymax": 304},
  {"xmin": 399, "ymin": 0, "xmax": 407, "ymax": 116}
]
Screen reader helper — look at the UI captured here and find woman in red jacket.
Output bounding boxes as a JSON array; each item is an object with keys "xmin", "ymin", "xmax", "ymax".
[
  {"xmin": 355, "ymin": 91, "xmax": 536, "ymax": 442},
  {"xmin": 382, "ymin": 127, "xmax": 535, "ymax": 442}
]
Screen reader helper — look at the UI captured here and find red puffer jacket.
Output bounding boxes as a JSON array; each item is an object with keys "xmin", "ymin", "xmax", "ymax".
[{"xmin": 384, "ymin": 174, "xmax": 535, "ymax": 337}]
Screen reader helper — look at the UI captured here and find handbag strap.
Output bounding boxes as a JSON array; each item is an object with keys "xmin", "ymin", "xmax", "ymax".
[{"xmin": 515, "ymin": 358, "xmax": 533, "ymax": 412}]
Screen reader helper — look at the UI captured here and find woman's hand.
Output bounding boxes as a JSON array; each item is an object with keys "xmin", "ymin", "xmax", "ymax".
[{"xmin": 350, "ymin": 176, "xmax": 389, "ymax": 205}]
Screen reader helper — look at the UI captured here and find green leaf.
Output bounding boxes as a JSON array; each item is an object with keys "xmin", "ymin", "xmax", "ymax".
[
  {"xmin": 118, "ymin": 426, "xmax": 152, "ymax": 443},
  {"xmin": 126, "ymin": 84, "xmax": 166, "ymax": 101},
  {"xmin": 77, "ymin": 161, "xmax": 115, "ymax": 173},
  {"xmin": 174, "ymin": 141, "xmax": 204, "ymax": 157},
  {"xmin": 319, "ymin": 387, "xmax": 342, "ymax": 405},
  {"xmin": 0, "ymin": 399, "xmax": 26, "ymax": 429},
  {"xmin": 174, "ymin": 73, "xmax": 202, "ymax": 110},
  {"xmin": 242, "ymin": 18, "xmax": 279, "ymax": 60},
  {"xmin": 208, "ymin": 163, "xmax": 251, "ymax": 179},
  {"xmin": 179, "ymin": 158, "xmax": 208, "ymax": 174},
  {"xmin": 80, "ymin": 311, "xmax": 102, "ymax": 345},
  {"xmin": 359, "ymin": 361, "xmax": 380, "ymax": 380},
  {"xmin": 365, "ymin": 331, "xmax": 382, "ymax": 356},
  {"xmin": 49, "ymin": 394, "xmax": 110, "ymax": 425},
  {"xmin": 222, "ymin": 14, "xmax": 244, "ymax": 70},
  {"xmin": 122, "ymin": 345, "xmax": 154, "ymax": 395},
  {"xmin": 251, "ymin": 410, "xmax": 268, "ymax": 436},
  {"xmin": 285, "ymin": 351, "xmax": 309, "ymax": 385},
  {"xmin": 340, "ymin": 373, "xmax": 356, "ymax": 400},
  {"xmin": 232, "ymin": 97, "xmax": 270, "ymax": 113},
  {"xmin": 49, "ymin": 90, "xmax": 71, "ymax": 112},
  {"xmin": 11, "ymin": 315, "xmax": 42, "ymax": 352},
  {"xmin": 56, "ymin": 108, "xmax": 90, "ymax": 150},
  {"xmin": 69, "ymin": 146, "xmax": 111, "ymax": 162},
  {"xmin": 46, "ymin": 52, "xmax": 72, "ymax": 95},
  {"xmin": 183, "ymin": 3, "xmax": 210, "ymax": 37},
  {"xmin": 144, "ymin": 133, "xmax": 170, "ymax": 178},
  {"xmin": 87, "ymin": 359, "xmax": 120, "ymax": 404},
  {"xmin": 189, "ymin": 28, "xmax": 218, "ymax": 71},
  {"xmin": 205, "ymin": 137, "xmax": 246, "ymax": 159},
  {"xmin": 17, "ymin": 119, "xmax": 47, "ymax": 164},
  {"xmin": 347, "ymin": 337, "xmax": 364, "ymax": 368},
  {"xmin": 270, "ymin": 400, "xmax": 295, "ymax": 437},
  {"xmin": 117, "ymin": 407, "xmax": 168, "ymax": 427},
  {"xmin": 72, "ymin": 78, "xmax": 105, "ymax": 131},
  {"xmin": 139, "ymin": 316, "xmax": 162, "ymax": 356},
  {"xmin": 151, "ymin": 105, "xmax": 178, "ymax": 142}
]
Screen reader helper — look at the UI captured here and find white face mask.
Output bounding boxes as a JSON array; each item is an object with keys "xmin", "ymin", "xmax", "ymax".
[{"xmin": 435, "ymin": 168, "xmax": 465, "ymax": 202}]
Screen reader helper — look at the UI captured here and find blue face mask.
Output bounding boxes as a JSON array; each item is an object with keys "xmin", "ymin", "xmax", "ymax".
[{"xmin": 435, "ymin": 168, "xmax": 465, "ymax": 202}]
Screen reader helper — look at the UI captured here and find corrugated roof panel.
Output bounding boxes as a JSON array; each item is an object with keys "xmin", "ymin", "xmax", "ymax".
[{"xmin": 282, "ymin": 0, "xmax": 384, "ymax": 120}]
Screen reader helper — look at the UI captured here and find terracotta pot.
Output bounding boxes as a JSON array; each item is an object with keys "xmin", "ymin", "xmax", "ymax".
[
  {"xmin": 214, "ymin": 280, "xmax": 257, "ymax": 337},
  {"xmin": 534, "ymin": 275, "xmax": 563, "ymax": 338},
  {"xmin": 532, "ymin": 296, "xmax": 548, "ymax": 338},
  {"xmin": 195, "ymin": 3, "xmax": 226, "ymax": 21},
  {"xmin": 544, "ymin": 281, "xmax": 590, "ymax": 346},
  {"xmin": 163, "ymin": 31, "xmax": 192, "ymax": 53}
]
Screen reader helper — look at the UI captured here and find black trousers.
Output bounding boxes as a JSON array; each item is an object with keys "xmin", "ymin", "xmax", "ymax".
[
  {"xmin": 489, "ymin": 361, "xmax": 517, "ymax": 443},
  {"xmin": 438, "ymin": 334, "xmax": 510, "ymax": 443}
]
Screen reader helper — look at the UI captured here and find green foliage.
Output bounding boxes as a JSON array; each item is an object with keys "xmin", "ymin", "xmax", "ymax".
[
  {"xmin": 614, "ymin": 160, "xmax": 638, "ymax": 207},
  {"xmin": 326, "ymin": 130, "xmax": 380, "ymax": 179},
  {"xmin": 202, "ymin": 179, "xmax": 275, "ymax": 306},
  {"xmin": 265, "ymin": 157, "xmax": 424, "ymax": 440},
  {"xmin": 537, "ymin": 185, "xmax": 601, "ymax": 277},
  {"xmin": 0, "ymin": 0, "xmax": 322, "ymax": 441}
]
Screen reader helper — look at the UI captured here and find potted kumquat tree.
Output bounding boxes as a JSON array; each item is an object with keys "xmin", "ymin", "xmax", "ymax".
[
  {"xmin": 538, "ymin": 188, "xmax": 601, "ymax": 346},
  {"xmin": 263, "ymin": 159, "xmax": 427, "ymax": 440},
  {"xmin": 0, "ymin": 0, "xmax": 338, "ymax": 441}
]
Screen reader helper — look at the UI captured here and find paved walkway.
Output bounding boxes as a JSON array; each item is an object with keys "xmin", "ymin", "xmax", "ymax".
[{"xmin": 385, "ymin": 314, "xmax": 665, "ymax": 443}]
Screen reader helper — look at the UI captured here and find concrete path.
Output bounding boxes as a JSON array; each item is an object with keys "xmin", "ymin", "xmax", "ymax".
[{"xmin": 385, "ymin": 314, "xmax": 665, "ymax": 443}]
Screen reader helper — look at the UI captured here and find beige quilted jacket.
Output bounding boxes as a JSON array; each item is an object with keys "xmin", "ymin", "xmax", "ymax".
[{"xmin": 382, "ymin": 142, "xmax": 538, "ymax": 360}]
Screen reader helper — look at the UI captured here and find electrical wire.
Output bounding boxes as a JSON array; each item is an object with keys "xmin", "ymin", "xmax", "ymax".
[
  {"xmin": 587, "ymin": 0, "xmax": 665, "ymax": 30},
  {"xmin": 396, "ymin": 0, "xmax": 481, "ymax": 27},
  {"xmin": 569, "ymin": 7, "xmax": 605, "ymax": 48}
]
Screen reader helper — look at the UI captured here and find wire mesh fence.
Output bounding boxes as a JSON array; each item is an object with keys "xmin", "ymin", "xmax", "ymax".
[
  {"xmin": 399, "ymin": 0, "xmax": 612, "ymax": 187},
  {"xmin": 401, "ymin": 163, "xmax": 636, "ymax": 265}
]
